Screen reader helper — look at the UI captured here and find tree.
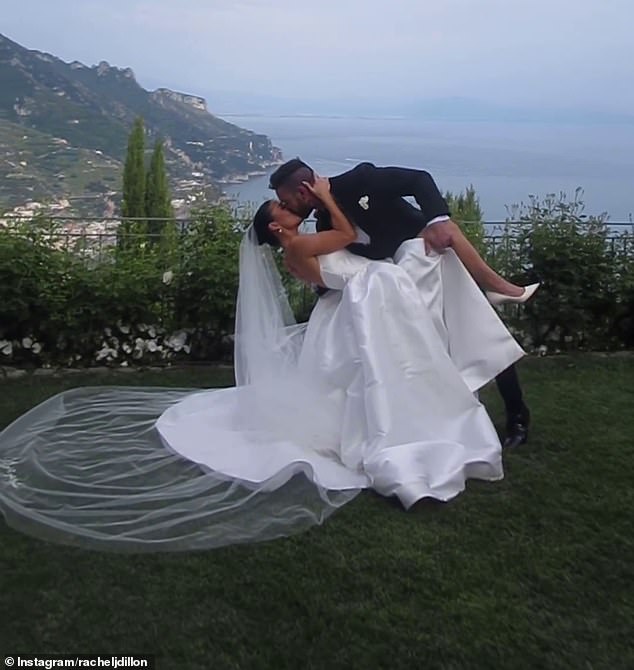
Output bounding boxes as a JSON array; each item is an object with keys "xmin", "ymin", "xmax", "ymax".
[
  {"xmin": 118, "ymin": 117, "xmax": 147, "ymax": 250},
  {"xmin": 444, "ymin": 184, "xmax": 486, "ymax": 255},
  {"xmin": 145, "ymin": 139, "xmax": 174, "ymax": 240},
  {"xmin": 121, "ymin": 117, "xmax": 146, "ymax": 219}
]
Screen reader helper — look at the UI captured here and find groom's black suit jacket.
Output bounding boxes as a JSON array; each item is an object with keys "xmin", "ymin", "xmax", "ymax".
[{"xmin": 315, "ymin": 162, "xmax": 451, "ymax": 259}]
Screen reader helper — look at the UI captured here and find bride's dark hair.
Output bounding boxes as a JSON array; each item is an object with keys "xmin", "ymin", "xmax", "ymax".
[{"xmin": 252, "ymin": 200, "xmax": 280, "ymax": 247}]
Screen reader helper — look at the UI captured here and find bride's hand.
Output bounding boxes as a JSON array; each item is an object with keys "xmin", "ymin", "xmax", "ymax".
[{"xmin": 302, "ymin": 175, "xmax": 331, "ymax": 201}]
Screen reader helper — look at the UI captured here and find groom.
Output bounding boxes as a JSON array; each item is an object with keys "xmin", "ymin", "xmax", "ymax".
[{"xmin": 268, "ymin": 158, "xmax": 530, "ymax": 448}]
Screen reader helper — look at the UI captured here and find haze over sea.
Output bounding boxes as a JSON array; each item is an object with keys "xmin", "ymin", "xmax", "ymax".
[{"xmin": 223, "ymin": 115, "xmax": 634, "ymax": 226}]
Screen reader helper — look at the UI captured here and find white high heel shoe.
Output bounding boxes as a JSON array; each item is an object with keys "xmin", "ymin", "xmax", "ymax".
[{"xmin": 486, "ymin": 282, "xmax": 540, "ymax": 306}]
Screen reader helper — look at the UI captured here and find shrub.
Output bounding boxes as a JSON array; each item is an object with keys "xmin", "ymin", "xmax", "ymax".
[
  {"xmin": 1, "ymin": 191, "xmax": 632, "ymax": 368},
  {"xmin": 493, "ymin": 190, "xmax": 629, "ymax": 351},
  {"xmin": 0, "ymin": 205, "xmax": 246, "ymax": 366}
]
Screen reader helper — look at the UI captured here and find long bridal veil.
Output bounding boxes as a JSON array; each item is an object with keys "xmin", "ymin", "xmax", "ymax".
[{"xmin": 0, "ymin": 226, "xmax": 360, "ymax": 552}]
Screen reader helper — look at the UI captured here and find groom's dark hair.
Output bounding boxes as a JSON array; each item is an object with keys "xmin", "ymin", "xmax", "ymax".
[
  {"xmin": 269, "ymin": 158, "xmax": 314, "ymax": 191},
  {"xmin": 252, "ymin": 200, "xmax": 280, "ymax": 247}
]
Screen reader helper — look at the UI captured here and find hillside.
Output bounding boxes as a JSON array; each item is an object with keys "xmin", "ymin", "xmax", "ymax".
[{"xmin": 0, "ymin": 33, "xmax": 281, "ymax": 216}]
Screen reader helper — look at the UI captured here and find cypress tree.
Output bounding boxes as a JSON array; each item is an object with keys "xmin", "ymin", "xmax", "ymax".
[
  {"xmin": 119, "ymin": 117, "xmax": 146, "ymax": 249},
  {"xmin": 145, "ymin": 139, "xmax": 173, "ymax": 240},
  {"xmin": 121, "ymin": 117, "xmax": 146, "ymax": 218}
]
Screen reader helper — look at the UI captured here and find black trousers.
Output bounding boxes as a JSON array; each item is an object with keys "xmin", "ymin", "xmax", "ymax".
[{"xmin": 495, "ymin": 363, "xmax": 527, "ymax": 419}]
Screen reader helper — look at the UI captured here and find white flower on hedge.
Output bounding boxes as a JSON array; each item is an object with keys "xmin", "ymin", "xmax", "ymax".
[
  {"xmin": 138, "ymin": 324, "xmax": 147, "ymax": 333},
  {"xmin": 183, "ymin": 344, "xmax": 191, "ymax": 354},
  {"xmin": 122, "ymin": 343, "xmax": 132, "ymax": 354},
  {"xmin": 537, "ymin": 345, "xmax": 548, "ymax": 357},
  {"xmin": 32, "ymin": 342, "xmax": 42, "ymax": 354},
  {"xmin": 120, "ymin": 360, "xmax": 129, "ymax": 367},
  {"xmin": 147, "ymin": 340, "xmax": 158, "ymax": 352},
  {"xmin": 116, "ymin": 321, "xmax": 131, "ymax": 334},
  {"xmin": 96, "ymin": 343, "xmax": 118, "ymax": 360},
  {"xmin": 148, "ymin": 326, "xmax": 157, "ymax": 338},
  {"xmin": 162, "ymin": 270, "xmax": 174, "ymax": 285},
  {"xmin": 0, "ymin": 340, "xmax": 12, "ymax": 356},
  {"xmin": 134, "ymin": 337, "xmax": 146, "ymax": 350},
  {"xmin": 167, "ymin": 330, "xmax": 188, "ymax": 352},
  {"xmin": 22, "ymin": 337, "xmax": 33, "ymax": 349},
  {"xmin": 104, "ymin": 327, "xmax": 112, "ymax": 337}
]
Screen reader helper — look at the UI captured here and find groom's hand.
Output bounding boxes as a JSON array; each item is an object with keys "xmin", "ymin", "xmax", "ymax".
[
  {"xmin": 303, "ymin": 175, "xmax": 330, "ymax": 200},
  {"xmin": 420, "ymin": 220, "xmax": 454, "ymax": 254}
]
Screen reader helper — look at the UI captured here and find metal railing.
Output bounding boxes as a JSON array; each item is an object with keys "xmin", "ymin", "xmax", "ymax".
[
  {"xmin": 2, "ymin": 215, "xmax": 632, "ymax": 263},
  {"xmin": 1, "ymin": 215, "xmax": 632, "ymax": 331}
]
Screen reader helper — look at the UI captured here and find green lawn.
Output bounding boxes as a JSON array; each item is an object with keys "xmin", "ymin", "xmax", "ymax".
[{"xmin": 1, "ymin": 356, "xmax": 633, "ymax": 670}]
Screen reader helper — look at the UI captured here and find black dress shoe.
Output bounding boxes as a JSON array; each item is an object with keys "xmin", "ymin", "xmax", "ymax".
[
  {"xmin": 503, "ymin": 421, "xmax": 529, "ymax": 448},
  {"xmin": 503, "ymin": 408, "xmax": 530, "ymax": 448}
]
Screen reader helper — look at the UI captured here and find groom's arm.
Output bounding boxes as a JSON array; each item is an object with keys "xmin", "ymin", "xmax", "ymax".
[
  {"xmin": 342, "ymin": 163, "xmax": 454, "ymax": 256},
  {"xmin": 344, "ymin": 163, "xmax": 451, "ymax": 223}
]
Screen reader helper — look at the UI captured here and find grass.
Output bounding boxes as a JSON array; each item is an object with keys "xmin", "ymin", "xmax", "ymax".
[{"xmin": 1, "ymin": 356, "xmax": 633, "ymax": 669}]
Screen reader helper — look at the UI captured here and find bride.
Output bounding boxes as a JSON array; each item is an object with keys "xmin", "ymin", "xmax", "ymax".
[{"xmin": 0, "ymin": 179, "xmax": 524, "ymax": 552}]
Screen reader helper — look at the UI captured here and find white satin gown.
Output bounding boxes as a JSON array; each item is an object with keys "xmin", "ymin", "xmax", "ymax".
[{"xmin": 156, "ymin": 241, "xmax": 524, "ymax": 508}]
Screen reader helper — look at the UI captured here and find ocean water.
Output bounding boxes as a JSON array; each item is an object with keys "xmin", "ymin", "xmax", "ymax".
[{"xmin": 223, "ymin": 115, "xmax": 634, "ymax": 225}]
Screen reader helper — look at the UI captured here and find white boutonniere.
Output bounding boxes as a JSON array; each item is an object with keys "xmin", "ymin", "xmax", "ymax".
[{"xmin": 358, "ymin": 195, "xmax": 369, "ymax": 210}]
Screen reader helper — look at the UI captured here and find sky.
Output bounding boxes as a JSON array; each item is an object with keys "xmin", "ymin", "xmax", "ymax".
[{"xmin": 3, "ymin": 0, "xmax": 633, "ymax": 115}]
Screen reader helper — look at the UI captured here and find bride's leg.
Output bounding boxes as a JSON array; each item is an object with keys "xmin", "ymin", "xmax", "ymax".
[{"xmin": 436, "ymin": 222, "xmax": 524, "ymax": 296}]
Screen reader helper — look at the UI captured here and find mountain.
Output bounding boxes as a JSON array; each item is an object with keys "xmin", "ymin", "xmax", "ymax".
[
  {"xmin": 0, "ymin": 33, "xmax": 282, "ymax": 216},
  {"xmin": 0, "ymin": 118, "xmax": 121, "ymax": 214}
]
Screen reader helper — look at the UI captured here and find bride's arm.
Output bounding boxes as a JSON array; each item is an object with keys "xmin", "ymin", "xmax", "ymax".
[
  {"xmin": 273, "ymin": 177, "xmax": 357, "ymax": 285},
  {"xmin": 285, "ymin": 177, "xmax": 356, "ymax": 258}
]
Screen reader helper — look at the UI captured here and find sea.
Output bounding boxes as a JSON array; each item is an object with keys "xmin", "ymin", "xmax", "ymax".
[{"xmin": 222, "ymin": 115, "xmax": 634, "ymax": 229}]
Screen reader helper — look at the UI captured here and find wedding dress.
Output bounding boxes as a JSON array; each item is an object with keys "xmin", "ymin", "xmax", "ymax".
[{"xmin": 0, "ymin": 233, "xmax": 523, "ymax": 552}]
